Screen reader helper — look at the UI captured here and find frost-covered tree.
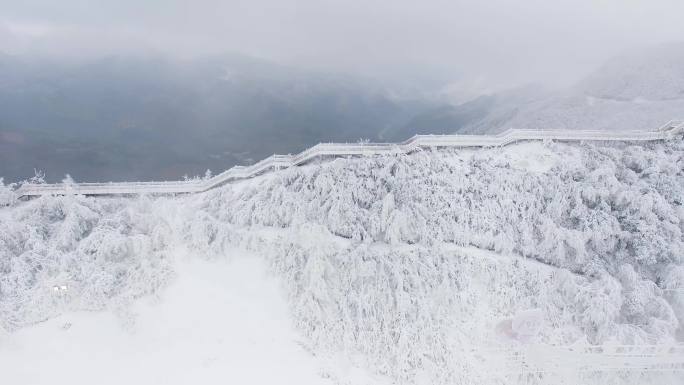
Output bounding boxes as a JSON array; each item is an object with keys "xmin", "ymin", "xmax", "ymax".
[
  {"xmin": 1, "ymin": 138, "xmax": 683, "ymax": 384},
  {"xmin": 0, "ymin": 179, "xmax": 17, "ymax": 207}
]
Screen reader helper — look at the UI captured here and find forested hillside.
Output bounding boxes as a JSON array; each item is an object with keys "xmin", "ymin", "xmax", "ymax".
[{"xmin": 2, "ymin": 137, "xmax": 682, "ymax": 383}]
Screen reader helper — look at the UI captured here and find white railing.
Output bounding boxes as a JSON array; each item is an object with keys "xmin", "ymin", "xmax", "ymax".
[
  {"xmin": 15, "ymin": 120, "xmax": 684, "ymax": 198},
  {"xmin": 475, "ymin": 343, "xmax": 684, "ymax": 376}
]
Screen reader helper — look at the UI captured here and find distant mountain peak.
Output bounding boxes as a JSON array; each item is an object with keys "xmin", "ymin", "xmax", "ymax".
[{"xmin": 577, "ymin": 42, "xmax": 684, "ymax": 102}]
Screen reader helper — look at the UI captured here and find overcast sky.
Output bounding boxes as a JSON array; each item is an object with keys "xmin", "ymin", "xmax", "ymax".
[{"xmin": 2, "ymin": 0, "xmax": 684, "ymax": 94}]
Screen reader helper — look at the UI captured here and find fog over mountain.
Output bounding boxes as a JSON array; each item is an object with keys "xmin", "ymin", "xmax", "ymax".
[
  {"xmin": 2, "ymin": 1, "xmax": 684, "ymax": 184},
  {"xmin": 433, "ymin": 43, "xmax": 684, "ymax": 134},
  {"xmin": 4, "ymin": 43, "xmax": 684, "ymax": 183},
  {"xmin": 0, "ymin": 52, "xmax": 441, "ymax": 183}
]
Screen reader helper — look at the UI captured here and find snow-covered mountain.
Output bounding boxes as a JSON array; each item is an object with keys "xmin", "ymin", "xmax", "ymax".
[
  {"xmin": 578, "ymin": 44, "xmax": 684, "ymax": 102},
  {"xmin": 406, "ymin": 43, "xmax": 684, "ymax": 134},
  {"xmin": 1, "ymin": 136, "xmax": 683, "ymax": 384}
]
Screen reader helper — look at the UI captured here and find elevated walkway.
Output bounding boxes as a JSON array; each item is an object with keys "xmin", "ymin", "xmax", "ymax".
[{"xmin": 16, "ymin": 120, "xmax": 684, "ymax": 198}]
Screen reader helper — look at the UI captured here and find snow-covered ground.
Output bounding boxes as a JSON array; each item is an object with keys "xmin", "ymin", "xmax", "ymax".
[
  {"xmin": 0, "ymin": 250, "xmax": 383, "ymax": 385},
  {"xmin": 1, "ymin": 137, "xmax": 683, "ymax": 384}
]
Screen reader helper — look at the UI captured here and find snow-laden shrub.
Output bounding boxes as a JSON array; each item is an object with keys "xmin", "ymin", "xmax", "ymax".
[
  {"xmin": 191, "ymin": 142, "xmax": 681, "ymax": 354},
  {"xmin": 0, "ymin": 179, "xmax": 17, "ymax": 207},
  {"xmin": 664, "ymin": 266, "xmax": 684, "ymax": 340},
  {"xmin": 172, "ymin": 219, "xmax": 678, "ymax": 383},
  {"xmin": 0, "ymin": 195, "xmax": 175, "ymax": 330},
  {"xmin": 1, "ymin": 138, "xmax": 683, "ymax": 383},
  {"xmin": 208, "ymin": 140, "xmax": 683, "ymax": 279}
]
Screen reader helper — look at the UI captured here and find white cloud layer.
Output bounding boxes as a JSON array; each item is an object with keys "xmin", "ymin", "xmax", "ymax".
[{"xmin": 1, "ymin": 0, "xmax": 684, "ymax": 90}]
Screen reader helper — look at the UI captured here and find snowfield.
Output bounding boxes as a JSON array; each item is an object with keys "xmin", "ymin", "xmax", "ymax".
[
  {"xmin": 0, "ymin": 254, "xmax": 373, "ymax": 385},
  {"xmin": 1, "ymin": 138, "xmax": 683, "ymax": 384}
]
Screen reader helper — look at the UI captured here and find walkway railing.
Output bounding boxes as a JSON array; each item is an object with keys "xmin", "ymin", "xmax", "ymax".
[
  {"xmin": 475, "ymin": 343, "xmax": 684, "ymax": 376},
  {"xmin": 15, "ymin": 120, "xmax": 684, "ymax": 198}
]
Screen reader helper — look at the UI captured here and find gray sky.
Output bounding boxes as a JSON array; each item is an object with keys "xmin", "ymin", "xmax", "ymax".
[{"xmin": 2, "ymin": 0, "xmax": 684, "ymax": 95}]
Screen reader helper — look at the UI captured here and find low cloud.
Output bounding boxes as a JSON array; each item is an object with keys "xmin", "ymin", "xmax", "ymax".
[{"xmin": 2, "ymin": 0, "xmax": 684, "ymax": 91}]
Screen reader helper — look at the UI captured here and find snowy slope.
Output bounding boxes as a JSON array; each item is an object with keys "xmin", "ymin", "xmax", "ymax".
[
  {"xmin": 458, "ymin": 43, "xmax": 684, "ymax": 133},
  {"xmin": 1, "ymin": 137, "xmax": 683, "ymax": 384},
  {"xmin": 578, "ymin": 44, "xmax": 684, "ymax": 102},
  {"xmin": 0, "ymin": 254, "xmax": 374, "ymax": 385}
]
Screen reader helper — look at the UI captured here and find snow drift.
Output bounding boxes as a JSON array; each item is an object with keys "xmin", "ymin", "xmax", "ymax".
[{"xmin": 1, "ymin": 137, "xmax": 683, "ymax": 384}]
